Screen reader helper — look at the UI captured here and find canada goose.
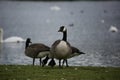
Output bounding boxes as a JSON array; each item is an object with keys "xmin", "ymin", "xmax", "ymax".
[
  {"xmin": 46, "ymin": 46, "xmax": 85, "ymax": 67},
  {"xmin": 49, "ymin": 26, "xmax": 72, "ymax": 67},
  {"xmin": 62, "ymin": 46, "xmax": 85, "ymax": 66},
  {"xmin": 25, "ymin": 38, "xmax": 50, "ymax": 66},
  {"xmin": 0, "ymin": 28, "xmax": 25, "ymax": 43}
]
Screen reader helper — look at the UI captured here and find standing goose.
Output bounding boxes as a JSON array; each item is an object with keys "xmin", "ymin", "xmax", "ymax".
[
  {"xmin": 47, "ymin": 46, "xmax": 85, "ymax": 67},
  {"xmin": 62, "ymin": 46, "xmax": 85, "ymax": 66},
  {"xmin": 49, "ymin": 26, "xmax": 72, "ymax": 67},
  {"xmin": 25, "ymin": 38, "xmax": 50, "ymax": 66}
]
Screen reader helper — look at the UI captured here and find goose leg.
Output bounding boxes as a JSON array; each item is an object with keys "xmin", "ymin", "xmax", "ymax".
[
  {"xmin": 39, "ymin": 58, "xmax": 42, "ymax": 66},
  {"xmin": 65, "ymin": 59, "xmax": 69, "ymax": 67},
  {"xmin": 62, "ymin": 59, "xmax": 65, "ymax": 66},
  {"xmin": 33, "ymin": 58, "xmax": 35, "ymax": 66},
  {"xmin": 48, "ymin": 58, "xmax": 56, "ymax": 68},
  {"xmin": 59, "ymin": 59, "xmax": 61, "ymax": 67}
]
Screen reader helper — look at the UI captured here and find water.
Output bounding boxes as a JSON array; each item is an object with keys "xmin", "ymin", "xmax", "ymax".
[{"xmin": 0, "ymin": 1, "xmax": 120, "ymax": 67}]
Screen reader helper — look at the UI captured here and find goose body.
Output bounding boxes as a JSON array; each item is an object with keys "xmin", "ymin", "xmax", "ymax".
[
  {"xmin": 51, "ymin": 40, "xmax": 72, "ymax": 59},
  {"xmin": 25, "ymin": 38, "xmax": 50, "ymax": 66},
  {"xmin": 25, "ymin": 44, "xmax": 50, "ymax": 58}
]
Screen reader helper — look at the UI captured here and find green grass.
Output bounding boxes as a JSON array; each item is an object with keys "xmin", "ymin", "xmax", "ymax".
[{"xmin": 0, "ymin": 65, "xmax": 120, "ymax": 80}]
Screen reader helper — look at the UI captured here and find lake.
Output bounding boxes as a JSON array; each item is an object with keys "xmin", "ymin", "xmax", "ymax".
[{"xmin": 0, "ymin": 1, "xmax": 120, "ymax": 67}]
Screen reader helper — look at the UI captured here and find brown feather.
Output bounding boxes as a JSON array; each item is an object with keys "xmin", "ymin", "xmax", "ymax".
[{"xmin": 25, "ymin": 43, "xmax": 50, "ymax": 58}]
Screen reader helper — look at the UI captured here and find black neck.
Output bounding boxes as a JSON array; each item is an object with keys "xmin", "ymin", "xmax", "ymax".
[
  {"xmin": 62, "ymin": 30, "xmax": 67, "ymax": 41},
  {"xmin": 25, "ymin": 41, "xmax": 29, "ymax": 49}
]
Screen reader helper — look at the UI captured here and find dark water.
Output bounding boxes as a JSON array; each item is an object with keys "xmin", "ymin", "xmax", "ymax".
[{"xmin": 0, "ymin": 1, "xmax": 120, "ymax": 67}]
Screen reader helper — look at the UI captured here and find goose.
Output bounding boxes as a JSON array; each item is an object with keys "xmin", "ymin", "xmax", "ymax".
[
  {"xmin": 25, "ymin": 38, "xmax": 50, "ymax": 66},
  {"xmin": 49, "ymin": 26, "xmax": 72, "ymax": 67},
  {"xmin": 42, "ymin": 46, "xmax": 85, "ymax": 67},
  {"xmin": 62, "ymin": 46, "xmax": 85, "ymax": 66},
  {"xmin": 0, "ymin": 28, "xmax": 25, "ymax": 43}
]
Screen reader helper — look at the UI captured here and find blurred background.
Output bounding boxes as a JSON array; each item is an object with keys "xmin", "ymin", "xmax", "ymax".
[{"xmin": 0, "ymin": 0, "xmax": 120, "ymax": 67}]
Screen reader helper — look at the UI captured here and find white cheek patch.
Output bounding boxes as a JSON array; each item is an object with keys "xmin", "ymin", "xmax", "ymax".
[{"xmin": 63, "ymin": 27, "xmax": 66, "ymax": 32}]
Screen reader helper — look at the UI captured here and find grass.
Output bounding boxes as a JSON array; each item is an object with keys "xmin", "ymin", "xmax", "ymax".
[{"xmin": 0, "ymin": 65, "xmax": 120, "ymax": 80}]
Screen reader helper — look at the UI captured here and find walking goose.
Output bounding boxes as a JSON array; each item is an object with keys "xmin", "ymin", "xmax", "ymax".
[
  {"xmin": 49, "ymin": 26, "xmax": 72, "ymax": 67},
  {"xmin": 25, "ymin": 38, "xmax": 50, "ymax": 66}
]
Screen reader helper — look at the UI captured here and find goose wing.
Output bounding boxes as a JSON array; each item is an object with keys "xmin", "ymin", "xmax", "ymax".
[
  {"xmin": 25, "ymin": 43, "xmax": 50, "ymax": 58},
  {"xmin": 29, "ymin": 43, "xmax": 50, "ymax": 51},
  {"xmin": 71, "ymin": 46, "xmax": 85, "ymax": 54}
]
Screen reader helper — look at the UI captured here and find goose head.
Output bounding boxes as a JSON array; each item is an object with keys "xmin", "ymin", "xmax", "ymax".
[
  {"xmin": 58, "ymin": 26, "xmax": 67, "ymax": 41},
  {"xmin": 25, "ymin": 38, "xmax": 32, "ymax": 49},
  {"xmin": 26, "ymin": 38, "xmax": 31, "ymax": 43},
  {"xmin": 58, "ymin": 26, "xmax": 67, "ymax": 33}
]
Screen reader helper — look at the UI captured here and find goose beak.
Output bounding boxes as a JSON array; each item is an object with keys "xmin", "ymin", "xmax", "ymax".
[
  {"xmin": 58, "ymin": 29, "xmax": 62, "ymax": 32},
  {"xmin": 79, "ymin": 52, "xmax": 85, "ymax": 54},
  {"xmin": 58, "ymin": 30, "xmax": 61, "ymax": 32}
]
